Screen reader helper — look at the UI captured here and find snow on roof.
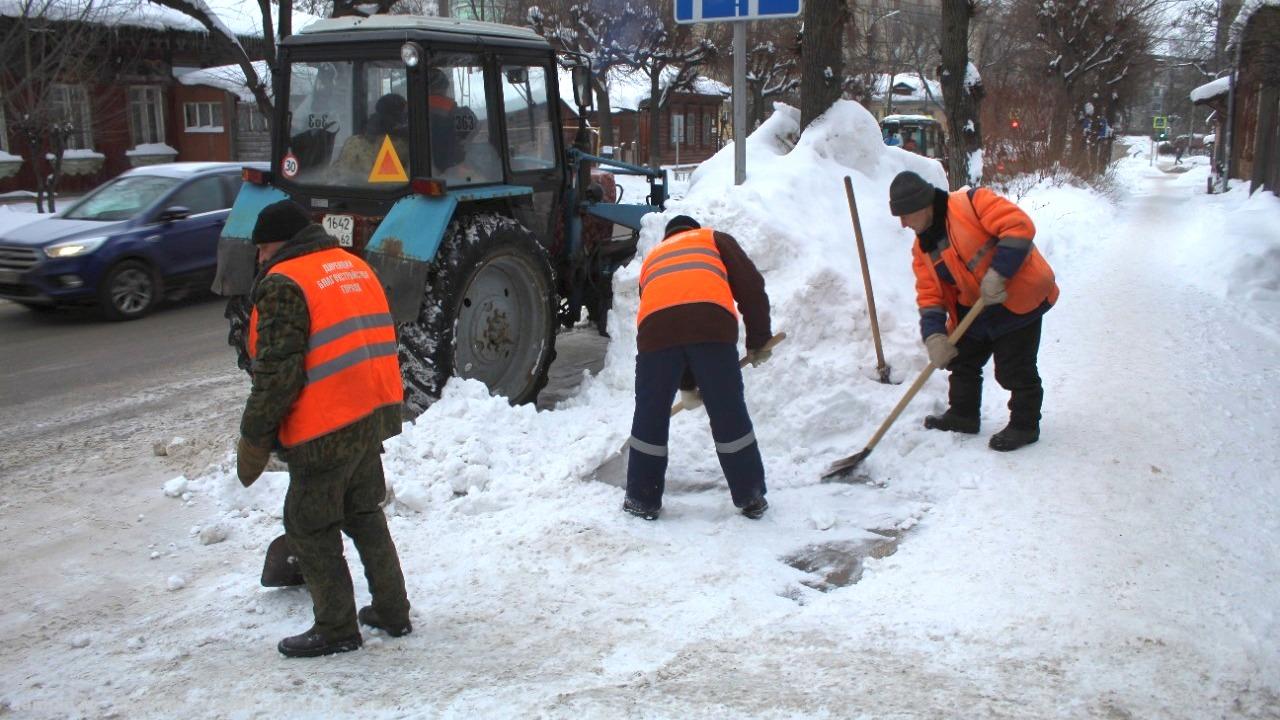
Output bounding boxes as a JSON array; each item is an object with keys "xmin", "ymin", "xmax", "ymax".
[
  {"xmin": 298, "ymin": 14, "xmax": 543, "ymax": 42},
  {"xmin": 1230, "ymin": 0, "xmax": 1280, "ymax": 47},
  {"xmin": 607, "ymin": 67, "xmax": 729, "ymax": 111},
  {"xmin": 177, "ymin": 61, "xmax": 271, "ymax": 102},
  {"xmin": 881, "ymin": 114, "xmax": 940, "ymax": 125},
  {"xmin": 0, "ymin": 0, "xmax": 319, "ymax": 39},
  {"xmin": 1190, "ymin": 76, "xmax": 1231, "ymax": 104},
  {"xmin": 873, "ymin": 73, "xmax": 943, "ymax": 104}
]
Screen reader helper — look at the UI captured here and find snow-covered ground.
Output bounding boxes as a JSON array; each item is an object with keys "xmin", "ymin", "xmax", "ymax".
[{"xmin": 6, "ymin": 104, "xmax": 1280, "ymax": 718}]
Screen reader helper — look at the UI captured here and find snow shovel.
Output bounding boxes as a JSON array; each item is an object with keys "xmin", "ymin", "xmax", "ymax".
[
  {"xmin": 592, "ymin": 332, "xmax": 787, "ymax": 485},
  {"xmin": 844, "ymin": 176, "xmax": 894, "ymax": 384},
  {"xmin": 261, "ymin": 533, "xmax": 306, "ymax": 588},
  {"xmin": 821, "ymin": 298, "xmax": 987, "ymax": 481}
]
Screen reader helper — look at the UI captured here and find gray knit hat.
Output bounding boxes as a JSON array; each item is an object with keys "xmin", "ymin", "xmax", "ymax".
[
  {"xmin": 888, "ymin": 171, "xmax": 937, "ymax": 216},
  {"xmin": 251, "ymin": 200, "xmax": 312, "ymax": 245}
]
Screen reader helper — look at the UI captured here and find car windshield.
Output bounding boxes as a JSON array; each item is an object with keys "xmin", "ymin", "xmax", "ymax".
[
  {"xmin": 62, "ymin": 175, "xmax": 181, "ymax": 221},
  {"xmin": 285, "ymin": 59, "xmax": 410, "ymax": 190}
]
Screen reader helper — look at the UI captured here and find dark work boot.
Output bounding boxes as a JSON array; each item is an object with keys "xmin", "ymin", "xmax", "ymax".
[
  {"xmin": 989, "ymin": 425, "xmax": 1040, "ymax": 452},
  {"xmin": 740, "ymin": 496, "xmax": 768, "ymax": 520},
  {"xmin": 923, "ymin": 411, "xmax": 980, "ymax": 434},
  {"xmin": 358, "ymin": 606, "xmax": 412, "ymax": 638},
  {"xmin": 623, "ymin": 496, "xmax": 660, "ymax": 521},
  {"xmin": 277, "ymin": 626, "xmax": 362, "ymax": 658}
]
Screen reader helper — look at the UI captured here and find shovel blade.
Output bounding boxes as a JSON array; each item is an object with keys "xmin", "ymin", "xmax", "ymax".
[
  {"xmin": 261, "ymin": 533, "xmax": 306, "ymax": 588},
  {"xmin": 821, "ymin": 448, "xmax": 871, "ymax": 481}
]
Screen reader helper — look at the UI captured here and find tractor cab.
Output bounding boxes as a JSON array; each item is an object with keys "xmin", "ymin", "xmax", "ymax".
[
  {"xmin": 213, "ymin": 15, "xmax": 666, "ymax": 414},
  {"xmin": 880, "ymin": 115, "xmax": 948, "ymax": 166}
]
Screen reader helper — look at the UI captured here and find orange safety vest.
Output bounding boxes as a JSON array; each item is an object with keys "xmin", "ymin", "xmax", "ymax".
[
  {"xmin": 912, "ymin": 188, "xmax": 1059, "ymax": 327},
  {"xmin": 248, "ymin": 247, "xmax": 403, "ymax": 448},
  {"xmin": 636, "ymin": 228, "xmax": 738, "ymax": 326}
]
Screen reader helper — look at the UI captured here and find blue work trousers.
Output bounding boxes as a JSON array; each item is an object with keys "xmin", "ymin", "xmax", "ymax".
[{"xmin": 626, "ymin": 342, "xmax": 766, "ymax": 510}]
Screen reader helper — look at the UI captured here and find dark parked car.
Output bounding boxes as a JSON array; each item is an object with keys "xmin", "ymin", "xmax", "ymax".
[{"xmin": 0, "ymin": 162, "xmax": 266, "ymax": 320}]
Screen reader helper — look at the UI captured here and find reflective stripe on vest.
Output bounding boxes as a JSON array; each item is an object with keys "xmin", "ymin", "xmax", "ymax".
[
  {"xmin": 248, "ymin": 247, "xmax": 403, "ymax": 448},
  {"xmin": 636, "ymin": 228, "xmax": 738, "ymax": 326}
]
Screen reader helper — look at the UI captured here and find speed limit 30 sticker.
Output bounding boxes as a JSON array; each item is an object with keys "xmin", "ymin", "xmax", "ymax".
[{"xmin": 281, "ymin": 151, "xmax": 300, "ymax": 179}]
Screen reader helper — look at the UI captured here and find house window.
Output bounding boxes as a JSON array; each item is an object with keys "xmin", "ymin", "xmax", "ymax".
[
  {"xmin": 670, "ymin": 111, "xmax": 684, "ymax": 147},
  {"xmin": 129, "ymin": 87, "xmax": 165, "ymax": 145},
  {"xmin": 685, "ymin": 111, "xmax": 695, "ymax": 146},
  {"xmin": 703, "ymin": 109, "xmax": 714, "ymax": 146},
  {"xmin": 184, "ymin": 102, "xmax": 224, "ymax": 133},
  {"xmin": 49, "ymin": 84, "xmax": 92, "ymax": 149}
]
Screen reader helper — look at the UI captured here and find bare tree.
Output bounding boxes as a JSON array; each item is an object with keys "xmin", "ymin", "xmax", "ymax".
[
  {"xmin": 799, "ymin": 0, "xmax": 848, "ymax": 129},
  {"xmin": 742, "ymin": 24, "xmax": 801, "ymax": 129},
  {"xmin": 0, "ymin": 0, "xmax": 148, "ymax": 211},
  {"xmin": 611, "ymin": 0, "xmax": 715, "ymax": 166},
  {"xmin": 940, "ymin": 0, "xmax": 984, "ymax": 187}
]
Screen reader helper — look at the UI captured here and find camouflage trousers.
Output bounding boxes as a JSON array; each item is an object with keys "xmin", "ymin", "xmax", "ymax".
[{"xmin": 283, "ymin": 441, "xmax": 409, "ymax": 639}]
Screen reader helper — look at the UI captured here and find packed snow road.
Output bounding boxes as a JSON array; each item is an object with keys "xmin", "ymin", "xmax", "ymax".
[{"xmin": 3, "ymin": 112, "xmax": 1278, "ymax": 718}]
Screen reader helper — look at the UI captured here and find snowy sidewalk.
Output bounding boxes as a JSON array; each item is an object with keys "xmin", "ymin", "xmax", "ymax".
[{"xmin": 5, "ymin": 118, "xmax": 1279, "ymax": 718}]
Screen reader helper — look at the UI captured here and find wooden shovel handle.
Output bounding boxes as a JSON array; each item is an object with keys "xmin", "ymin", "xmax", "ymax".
[
  {"xmin": 861, "ymin": 299, "xmax": 986, "ymax": 452},
  {"xmin": 845, "ymin": 176, "xmax": 887, "ymax": 375},
  {"xmin": 669, "ymin": 331, "xmax": 787, "ymax": 416}
]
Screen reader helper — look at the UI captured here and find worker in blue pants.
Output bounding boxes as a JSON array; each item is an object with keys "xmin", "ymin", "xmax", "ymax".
[{"xmin": 624, "ymin": 215, "xmax": 773, "ymax": 521}]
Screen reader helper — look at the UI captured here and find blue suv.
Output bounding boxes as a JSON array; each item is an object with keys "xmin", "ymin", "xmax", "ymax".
[{"xmin": 0, "ymin": 162, "xmax": 266, "ymax": 320}]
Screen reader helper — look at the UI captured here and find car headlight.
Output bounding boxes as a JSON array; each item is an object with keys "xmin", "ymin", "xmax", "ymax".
[{"xmin": 45, "ymin": 236, "xmax": 107, "ymax": 258}]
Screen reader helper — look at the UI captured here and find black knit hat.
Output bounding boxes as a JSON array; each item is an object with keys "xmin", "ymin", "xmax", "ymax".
[
  {"xmin": 251, "ymin": 200, "xmax": 312, "ymax": 245},
  {"xmin": 664, "ymin": 214, "xmax": 701, "ymax": 237},
  {"xmin": 888, "ymin": 171, "xmax": 937, "ymax": 216}
]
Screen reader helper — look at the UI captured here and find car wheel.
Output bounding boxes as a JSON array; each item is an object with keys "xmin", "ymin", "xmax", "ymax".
[{"xmin": 100, "ymin": 260, "xmax": 160, "ymax": 321}]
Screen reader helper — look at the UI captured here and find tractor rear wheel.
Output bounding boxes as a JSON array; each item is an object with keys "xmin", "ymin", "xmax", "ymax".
[{"xmin": 398, "ymin": 213, "xmax": 557, "ymax": 417}]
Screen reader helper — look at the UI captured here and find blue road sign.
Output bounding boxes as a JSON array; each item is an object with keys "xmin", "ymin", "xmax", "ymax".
[{"xmin": 675, "ymin": 0, "xmax": 802, "ymax": 24}]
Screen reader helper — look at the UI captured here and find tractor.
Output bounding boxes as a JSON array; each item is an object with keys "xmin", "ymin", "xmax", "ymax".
[{"xmin": 212, "ymin": 14, "xmax": 667, "ymax": 416}]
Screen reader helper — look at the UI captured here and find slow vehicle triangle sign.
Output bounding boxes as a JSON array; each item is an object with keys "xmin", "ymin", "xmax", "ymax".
[{"xmin": 369, "ymin": 135, "xmax": 408, "ymax": 183}]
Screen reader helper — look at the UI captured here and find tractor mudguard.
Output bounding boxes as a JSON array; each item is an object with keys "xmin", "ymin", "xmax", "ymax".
[
  {"xmin": 365, "ymin": 185, "xmax": 533, "ymax": 323},
  {"xmin": 212, "ymin": 184, "xmax": 289, "ymax": 297}
]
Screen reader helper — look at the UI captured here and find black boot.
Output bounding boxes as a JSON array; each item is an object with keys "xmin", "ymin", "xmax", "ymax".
[
  {"xmin": 740, "ymin": 496, "xmax": 768, "ymax": 520},
  {"xmin": 623, "ymin": 496, "xmax": 660, "ymax": 521},
  {"xmin": 358, "ymin": 606, "xmax": 413, "ymax": 638},
  {"xmin": 923, "ymin": 411, "xmax": 980, "ymax": 434},
  {"xmin": 989, "ymin": 425, "xmax": 1039, "ymax": 452},
  {"xmin": 277, "ymin": 627, "xmax": 362, "ymax": 658}
]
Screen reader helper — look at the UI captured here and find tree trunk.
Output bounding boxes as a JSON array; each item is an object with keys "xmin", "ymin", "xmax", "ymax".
[
  {"xmin": 648, "ymin": 70, "xmax": 663, "ymax": 168},
  {"xmin": 594, "ymin": 79, "xmax": 614, "ymax": 150},
  {"xmin": 799, "ymin": 0, "xmax": 847, "ymax": 130},
  {"xmin": 939, "ymin": 0, "xmax": 982, "ymax": 188},
  {"xmin": 751, "ymin": 84, "xmax": 765, "ymax": 130}
]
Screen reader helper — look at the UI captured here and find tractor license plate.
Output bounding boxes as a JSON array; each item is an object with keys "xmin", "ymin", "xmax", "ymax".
[{"xmin": 322, "ymin": 214, "xmax": 355, "ymax": 247}]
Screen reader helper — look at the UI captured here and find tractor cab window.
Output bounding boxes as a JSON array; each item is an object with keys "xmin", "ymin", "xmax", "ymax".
[
  {"xmin": 429, "ymin": 56, "xmax": 501, "ymax": 185},
  {"xmin": 285, "ymin": 59, "xmax": 410, "ymax": 190},
  {"xmin": 500, "ymin": 64, "xmax": 557, "ymax": 171}
]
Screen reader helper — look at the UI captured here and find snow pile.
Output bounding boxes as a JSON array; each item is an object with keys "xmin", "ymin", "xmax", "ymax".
[
  {"xmin": 125, "ymin": 143, "xmax": 178, "ymax": 157},
  {"xmin": 1168, "ymin": 185, "xmax": 1280, "ymax": 314},
  {"xmin": 177, "ymin": 61, "xmax": 272, "ymax": 102}
]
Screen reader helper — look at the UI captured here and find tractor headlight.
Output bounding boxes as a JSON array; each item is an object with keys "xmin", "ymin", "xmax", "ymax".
[
  {"xmin": 45, "ymin": 236, "xmax": 107, "ymax": 258},
  {"xmin": 401, "ymin": 42, "xmax": 422, "ymax": 68}
]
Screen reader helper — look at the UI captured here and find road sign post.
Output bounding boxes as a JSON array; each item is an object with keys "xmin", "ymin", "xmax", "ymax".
[{"xmin": 676, "ymin": 0, "xmax": 802, "ymax": 186}]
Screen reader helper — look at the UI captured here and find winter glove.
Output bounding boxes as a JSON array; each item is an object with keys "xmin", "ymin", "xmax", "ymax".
[
  {"xmin": 679, "ymin": 388, "xmax": 703, "ymax": 410},
  {"xmin": 924, "ymin": 333, "xmax": 958, "ymax": 369},
  {"xmin": 747, "ymin": 347, "xmax": 773, "ymax": 368},
  {"xmin": 237, "ymin": 436, "xmax": 271, "ymax": 488},
  {"xmin": 980, "ymin": 268, "xmax": 1008, "ymax": 305}
]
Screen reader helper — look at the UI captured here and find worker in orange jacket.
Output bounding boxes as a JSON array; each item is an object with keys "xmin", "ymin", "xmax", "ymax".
[
  {"xmin": 889, "ymin": 171, "xmax": 1059, "ymax": 451},
  {"xmin": 236, "ymin": 200, "xmax": 411, "ymax": 657},
  {"xmin": 625, "ymin": 215, "xmax": 773, "ymax": 520}
]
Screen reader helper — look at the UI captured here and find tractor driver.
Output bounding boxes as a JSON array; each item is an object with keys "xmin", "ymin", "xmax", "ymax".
[{"xmin": 332, "ymin": 92, "xmax": 410, "ymax": 183}]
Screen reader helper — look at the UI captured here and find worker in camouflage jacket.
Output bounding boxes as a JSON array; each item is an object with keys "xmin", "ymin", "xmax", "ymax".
[
  {"xmin": 889, "ymin": 170, "xmax": 1060, "ymax": 452},
  {"xmin": 236, "ymin": 200, "xmax": 411, "ymax": 658}
]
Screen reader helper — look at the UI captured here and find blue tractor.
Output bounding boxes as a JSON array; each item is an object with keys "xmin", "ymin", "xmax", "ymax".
[{"xmin": 213, "ymin": 15, "xmax": 666, "ymax": 415}]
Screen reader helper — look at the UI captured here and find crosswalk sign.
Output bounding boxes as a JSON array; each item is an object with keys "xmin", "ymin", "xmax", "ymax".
[
  {"xmin": 1153, "ymin": 116, "xmax": 1168, "ymax": 130},
  {"xmin": 369, "ymin": 136, "xmax": 408, "ymax": 183}
]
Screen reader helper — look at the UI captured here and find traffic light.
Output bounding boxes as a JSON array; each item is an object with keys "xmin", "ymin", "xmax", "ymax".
[{"xmin": 1010, "ymin": 117, "xmax": 1021, "ymax": 130}]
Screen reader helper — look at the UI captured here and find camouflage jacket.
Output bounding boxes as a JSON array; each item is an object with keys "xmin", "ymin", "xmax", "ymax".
[{"xmin": 239, "ymin": 224, "xmax": 402, "ymax": 467}]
